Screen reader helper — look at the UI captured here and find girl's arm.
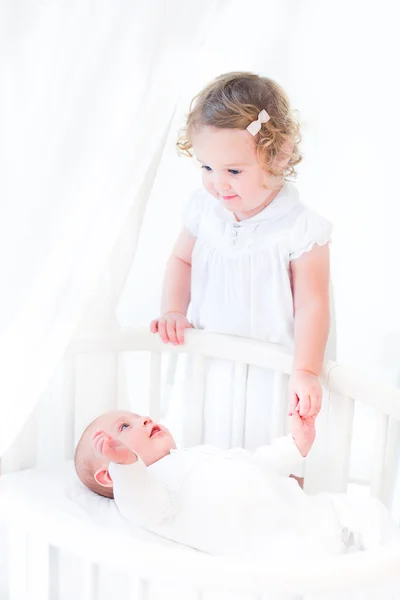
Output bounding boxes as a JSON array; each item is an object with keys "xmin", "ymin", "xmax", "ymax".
[
  {"xmin": 289, "ymin": 243, "xmax": 330, "ymax": 416},
  {"xmin": 150, "ymin": 228, "xmax": 196, "ymax": 345},
  {"xmin": 160, "ymin": 227, "xmax": 195, "ymax": 315}
]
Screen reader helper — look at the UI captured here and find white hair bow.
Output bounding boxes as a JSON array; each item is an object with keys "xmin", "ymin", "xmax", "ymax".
[{"xmin": 246, "ymin": 109, "xmax": 270, "ymax": 136}]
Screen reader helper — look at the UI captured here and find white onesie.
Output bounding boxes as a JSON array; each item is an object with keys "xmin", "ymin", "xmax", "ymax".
[{"xmin": 109, "ymin": 436, "xmax": 398, "ymax": 559}]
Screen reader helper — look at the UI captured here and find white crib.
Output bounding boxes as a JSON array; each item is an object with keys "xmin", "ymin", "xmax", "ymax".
[{"xmin": 1, "ymin": 328, "xmax": 400, "ymax": 599}]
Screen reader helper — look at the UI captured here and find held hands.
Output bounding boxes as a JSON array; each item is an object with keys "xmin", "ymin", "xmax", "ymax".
[
  {"xmin": 93, "ymin": 431, "xmax": 137, "ymax": 465},
  {"xmin": 288, "ymin": 370, "xmax": 322, "ymax": 419},
  {"xmin": 291, "ymin": 410, "xmax": 316, "ymax": 457},
  {"xmin": 150, "ymin": 311, "xmax": 193, "ymax": 345}
]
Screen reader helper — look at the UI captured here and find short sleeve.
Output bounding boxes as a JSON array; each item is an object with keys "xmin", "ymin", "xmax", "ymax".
[
  {"xmin": 289, "ymin": 209, "xmax": 332, "ymax": 261},
  {"xmin": 183, "ymin": 189, "xmax": 207, "ymax": 237}
]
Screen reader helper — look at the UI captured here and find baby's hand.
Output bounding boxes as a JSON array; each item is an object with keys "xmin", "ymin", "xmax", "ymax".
[
  {"xmin": 93, "ymin": 431, "xmax": 137, "ymax": 465},
  {"xmin": 150, "ymin": 311, "xmax": 193, "ymax": 345},
  {"xmin": 288, "ymin": 370, "xmax": 322, "ymax": 418},
  {"xmin": 291, "ymin": 411, "xmax": 316, "ymax": 457}
]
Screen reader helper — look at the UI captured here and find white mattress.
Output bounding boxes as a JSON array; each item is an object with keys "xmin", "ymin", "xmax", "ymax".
[{"xmin": 0, "ymin": 462, "xmax": 201, "ymax": 567}]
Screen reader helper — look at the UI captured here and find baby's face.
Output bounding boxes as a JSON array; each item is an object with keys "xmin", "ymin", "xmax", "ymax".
[{"xmin": 91, "ymin": 410, "xmax": 176, "ymax": 466}]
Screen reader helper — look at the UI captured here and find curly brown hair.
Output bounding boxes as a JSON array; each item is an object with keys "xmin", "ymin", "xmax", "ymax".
[{"xmin": 177, "ymin": 72, "xmax": 301, "ymax": 179}]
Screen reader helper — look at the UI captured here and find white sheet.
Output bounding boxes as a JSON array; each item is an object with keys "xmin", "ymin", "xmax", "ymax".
[{"xmin": 0, "ymin": 461, "xmax": 197, "ymax": 553}]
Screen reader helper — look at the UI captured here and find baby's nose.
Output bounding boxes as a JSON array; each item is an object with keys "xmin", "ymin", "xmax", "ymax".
[{"xmin": 140, "ymin": 416, "xmax": 152, "ymax": 427}]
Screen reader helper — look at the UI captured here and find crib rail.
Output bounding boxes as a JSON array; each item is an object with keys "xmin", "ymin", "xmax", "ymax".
[{"xmin": 67, "ymin": 327, "xmax": 400, "ymax": 421}]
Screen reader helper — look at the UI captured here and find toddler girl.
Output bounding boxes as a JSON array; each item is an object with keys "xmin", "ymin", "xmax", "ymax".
[{"xmin": 150, "ymin": 72, "xmax": 332, "ymax": 450}]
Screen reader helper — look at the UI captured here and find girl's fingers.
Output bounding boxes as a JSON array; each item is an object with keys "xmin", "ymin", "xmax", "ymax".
[
  {"xmin": 288, "ymin": 392, "xmax": 299, "ymax": 416},
  {"xmin": 309, "ymin": 392, "xmax": 322, "ymax": 417},
  {"xmin": 166, "ymin": 320, "xmax": 178, "ymax": 345},
  {"xmin": 150, "ymin": 319, "xmax": 159, "ymax": 333},
  {"xmin": 158, "ymin": 319, "xmax": 168, "ymax": 344},
  {"xmin": 299, "ymin": 395, "xmax": 311, "ymax": 417},
  {"xmin": 176, "ymin": 322, "xmax": 185, "ymax": 345}
]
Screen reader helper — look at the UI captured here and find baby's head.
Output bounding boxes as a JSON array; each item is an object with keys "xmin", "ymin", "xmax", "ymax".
[
  {"xmin": 178, "ymin": 72, "xmax": 301, "ymax": 218},
  {"xmin": 74, "ymin": 410, "xmax": 176, "ymax": 498}
]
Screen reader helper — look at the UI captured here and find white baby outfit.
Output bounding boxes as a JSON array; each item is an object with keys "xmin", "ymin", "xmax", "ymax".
[
  {"xmin": 109, "ymin": 437, "xmax": 399, "ymax": 560},
  {"xmin": 180, "ymin": 182, "xmax": 333, "ymax": 449}
]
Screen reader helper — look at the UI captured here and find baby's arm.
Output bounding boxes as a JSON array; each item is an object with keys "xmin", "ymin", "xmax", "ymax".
[
  {"xmin": 289, "ymin": 243, "xmax": 330, "ymax": 417},
  {"xmin": 150, "ymin": 228, "xmax": 196, "ymax": 345},
  {"xmin": 94, "ymin": 432, "xmax": 173, "ymax": 528}
]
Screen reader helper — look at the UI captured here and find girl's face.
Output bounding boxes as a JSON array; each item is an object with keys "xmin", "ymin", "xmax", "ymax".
[{"xmin": 191, "ymin": 125, "xmax": 279, "ymax": 221}]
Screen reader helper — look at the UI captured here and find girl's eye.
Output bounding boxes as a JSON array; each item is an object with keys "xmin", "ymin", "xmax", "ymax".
[
  {"xmin": 228, "ymin": 169, "xmax": 241, "ymax": 175},
  {"xmin": 120, "ymin": 423, "xmax": 130, "ymax": 431},
  {"xmin": 201, "ymin": 165, "xmax": 212, "ymax": 172}
]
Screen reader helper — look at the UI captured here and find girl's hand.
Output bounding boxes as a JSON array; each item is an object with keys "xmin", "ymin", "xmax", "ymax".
[
  {"xmin": 150, "ymin": 312, "xmax": 193, "ymax": 345},
  {"xmin": 288, "ymin": 370, "xmax": 322, "ymax": 418},
  {"xmin": 93, "ymin": 431, "xmax": 137, "ymax": 465},
  {"xmin": 291, "ymin": 411, "xmax": 316, "ymax": 457}
]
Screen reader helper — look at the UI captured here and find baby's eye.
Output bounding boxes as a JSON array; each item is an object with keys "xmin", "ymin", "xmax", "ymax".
[
  {"xmin": 201, "ymin": 165, "xmax": 212, "ymax": 172},
  {"xmin": 228, "ymin": 169, "xmax": 241, "ymax": 175},
  {"xmin": 120, "ymin": 423, "xmax": 130, "ymax": 431}
]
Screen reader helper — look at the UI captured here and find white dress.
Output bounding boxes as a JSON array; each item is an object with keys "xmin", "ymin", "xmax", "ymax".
[{"xmin": 178, "ymin": 182, "xmax": 333, "ymax": 451}]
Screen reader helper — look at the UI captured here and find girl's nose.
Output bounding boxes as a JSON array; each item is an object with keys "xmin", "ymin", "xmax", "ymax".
[
  {"xmin": 215, "ymin": 181, "xmax": 231, "ymax": 194},
  {"xmin": 212, "ymin": 172, "xmax": 231, "ymax": 192}
]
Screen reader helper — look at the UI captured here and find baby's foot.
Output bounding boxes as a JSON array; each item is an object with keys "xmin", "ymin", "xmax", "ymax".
[{"xmin": 93, "ymin": 431, "xmax": 137, "ymax": 465}]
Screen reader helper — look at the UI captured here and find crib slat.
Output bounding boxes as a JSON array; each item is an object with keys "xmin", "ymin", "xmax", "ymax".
[
  {"xmin": 149, "ymin": 352, "xmax": 162, "ymax": 421},
  {"xmin": 8, "ymin": 525, "xmax": 28, "ymax": 600},
  {"xmin": 183, "ymin": 355, "xmax": 206, "ymax": 446},
  {"xmin": 130, "ymin": 578, "xmax": 149, "ymax": 600},
  {"xmin": 305, "ymin": 388, "xmax": 355, "ymax": 494},
  {"xmin": 371, "ymin": 412, "xmax": 389, "ymax": 500},
  {"xmin": 28, "ymin": 538, "xmax": 50, "ymax": 600},
  {"xmin": 82, "ymin": 563, "xmax": 99, "ymax": 600},
  {"xmin": 271, "ymin": 371, "xmax": 288, "ymax": 438},
  {"xmin": 382, "ymin": 418, "xmax": 400, "ymax": 508},
  {"xmin": 231, "ymin": 361, "xmax": 247, "ymax": 447},
  {"xmin": 1, "ymin": 409, "xmax": 38, "ymax": 474}
]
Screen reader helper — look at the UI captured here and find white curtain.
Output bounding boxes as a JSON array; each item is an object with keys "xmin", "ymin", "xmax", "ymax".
[{"xmin": 0, "ymin": 0, "xmax": 225, "ymax": 455}]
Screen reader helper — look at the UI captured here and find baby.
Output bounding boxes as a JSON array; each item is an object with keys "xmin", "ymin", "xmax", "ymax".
[{"xmin": 75, "ymin": 411, "xmax": 399, "ymax": 559}]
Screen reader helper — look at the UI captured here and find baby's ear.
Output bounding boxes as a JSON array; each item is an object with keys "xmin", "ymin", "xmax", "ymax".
[
  {"xmin": 275, "ymin": 139, "xmax": 294, "ymax": 171},
  {"xmin": 94, "ymin": 467, "xmax": 113, "ymax": 488}
]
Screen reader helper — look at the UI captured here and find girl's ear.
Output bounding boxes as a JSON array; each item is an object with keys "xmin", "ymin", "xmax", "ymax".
[
  {"xmin": 94, "ymin": 467, "xmax": 113, "ymax": 488},
  {"xmin": 275, "ymin": 139, "xmax": 294, "ymax": 171}
]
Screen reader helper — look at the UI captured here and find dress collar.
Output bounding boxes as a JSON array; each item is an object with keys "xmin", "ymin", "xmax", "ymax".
[{"xmin": 215, "ymin": 181, "xmax": 299, "ymax": 225}]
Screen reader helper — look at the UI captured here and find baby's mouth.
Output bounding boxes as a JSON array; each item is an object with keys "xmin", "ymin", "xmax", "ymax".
[{"xmin": 150, "ymin": 425, "xmax": 162, "ymax": 437}]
